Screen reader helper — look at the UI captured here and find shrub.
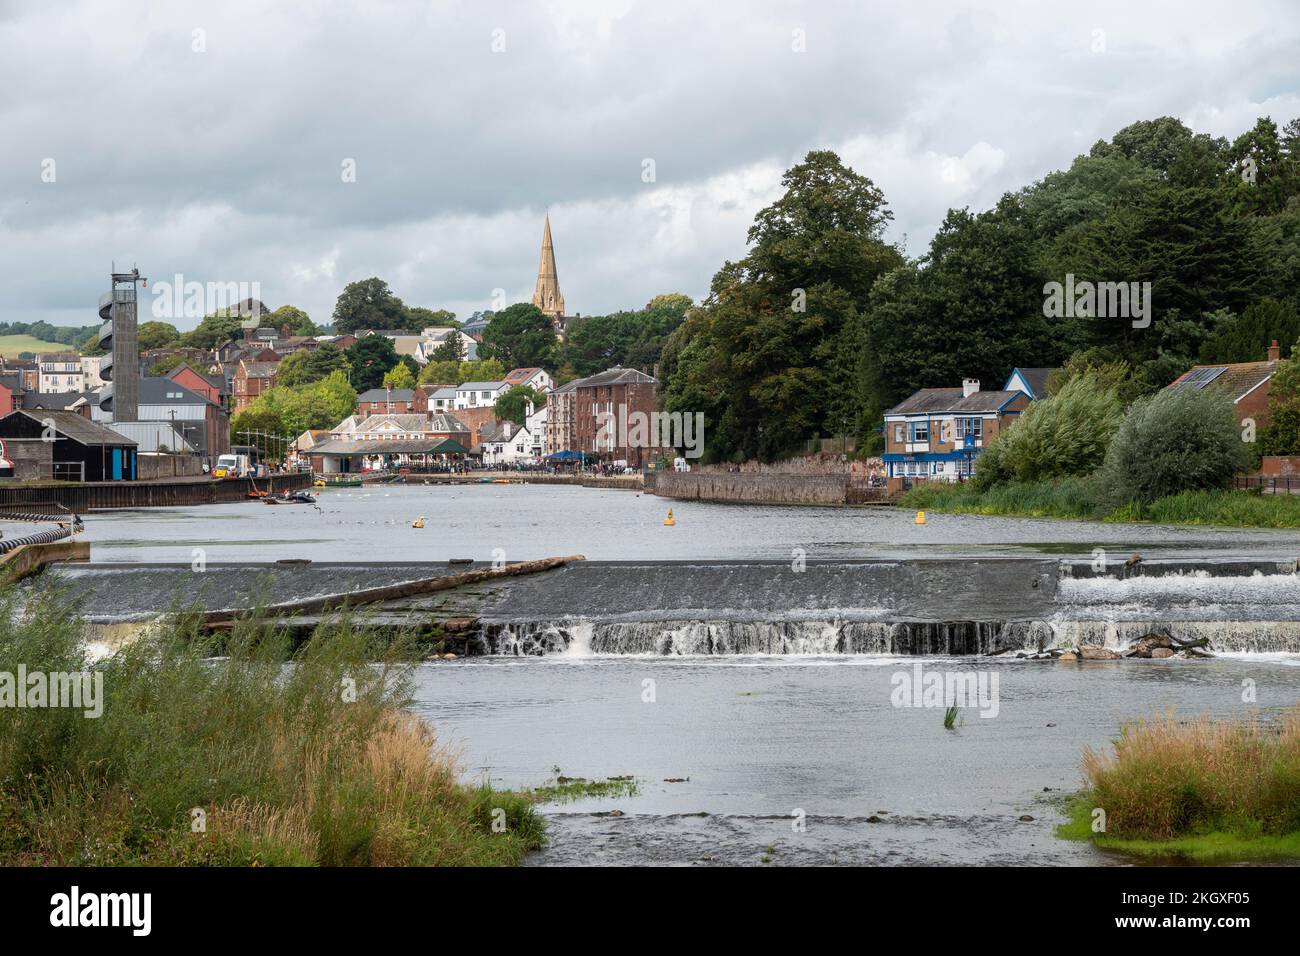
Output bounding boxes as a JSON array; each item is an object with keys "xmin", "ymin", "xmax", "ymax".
[
  {"xmin": 0, "ymin": 587, "xmax": 543, "ymax": 866},
  {"xmin": 973, "ymin": 371, "xmax": 1122, "ymax": 490},
  {"xmin": 1098, "ymin": 385, "xmax": 1248, "ymax": 505}
]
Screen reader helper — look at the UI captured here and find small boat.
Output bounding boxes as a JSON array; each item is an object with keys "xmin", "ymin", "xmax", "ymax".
[{"xmin": 492, "ymin": 479, "xmax": 511, "ymax": 485}]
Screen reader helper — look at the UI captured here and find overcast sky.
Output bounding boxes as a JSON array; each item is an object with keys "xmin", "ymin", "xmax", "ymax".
[{"xmin": 2, "ymin": 0, "xmax": 1298, "ymax": 330}]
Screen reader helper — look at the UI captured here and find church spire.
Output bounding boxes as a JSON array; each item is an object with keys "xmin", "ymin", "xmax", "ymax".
[{"xmin": 531, "ymin": 212, "xmax": 565, "ymax": 326}]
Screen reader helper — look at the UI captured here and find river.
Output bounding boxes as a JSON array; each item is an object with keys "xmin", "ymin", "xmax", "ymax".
[{"xmin": 25, "ymin": 483, "xmax": 1300, "ymax": 865}]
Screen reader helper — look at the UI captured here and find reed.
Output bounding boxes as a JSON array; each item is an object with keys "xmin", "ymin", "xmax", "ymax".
[{"xmin": 0, "ymin": 587, "xmax": 544, "ymax": 866}]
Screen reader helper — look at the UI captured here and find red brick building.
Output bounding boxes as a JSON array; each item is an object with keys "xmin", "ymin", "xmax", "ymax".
[
  {"xmin": 355, "ymin": 387, "xmax": 427, "ymax": 417},
  {"xmin": 570, "ymin": 367, "xmax": 658, "ymax": 466},
  {"xmin": 1165, "ymin": 340, "xmax": 1281, "ymax": 431},
  {"xmin": 232, "ymin": 357, "xmax": 280, "ymax": 411},
  {"xmin": 168, "ymin": 364, "xmax": 226, "ymax": 409}
]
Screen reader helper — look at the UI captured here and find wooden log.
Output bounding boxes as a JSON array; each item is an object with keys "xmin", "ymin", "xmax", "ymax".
[{"xmin": 200, "ymin": 554, "xmax": 585, "ymax": 627}]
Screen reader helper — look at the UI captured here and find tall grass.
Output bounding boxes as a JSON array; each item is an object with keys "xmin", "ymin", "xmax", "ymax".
[
  {"xmin": 901, "ymin": 480, "xmax": 1300, "ymax": 528},
  {"xmin": 0, "ymin": 587, "xmax": 543, "ymax": 866},
  {"xmin": 1064, "ymin": 709, "xmax": 1300, "ymax": 856}
]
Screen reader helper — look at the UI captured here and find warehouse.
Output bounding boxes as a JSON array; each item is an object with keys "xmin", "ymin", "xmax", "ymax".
[{"xmin": 0, "ymin": 409, "xmax": 138, "ymax": 481}]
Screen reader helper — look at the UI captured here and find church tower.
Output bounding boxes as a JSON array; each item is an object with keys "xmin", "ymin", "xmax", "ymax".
[{"xmin": 531, "ymin": 213, "xmax": 565, "ymax": 329}]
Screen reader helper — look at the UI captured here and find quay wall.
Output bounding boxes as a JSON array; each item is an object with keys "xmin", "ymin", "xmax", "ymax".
[
  {"xmin": 646, "ymin": 472, "xmax": 867, "ymax": 505},
  {"xmin": 0, "ymin": 473, "xmax": 312, "ymax": 511}
]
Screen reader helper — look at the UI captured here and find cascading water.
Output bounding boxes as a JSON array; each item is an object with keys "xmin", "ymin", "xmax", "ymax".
[{"xmin": 479, "ymin": 569, "xmax": 1300, "ymax": 657}]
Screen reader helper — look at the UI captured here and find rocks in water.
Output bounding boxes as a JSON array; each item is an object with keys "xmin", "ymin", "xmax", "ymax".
[
  {"xmin": 1057, "ymin": 651, "xmax": 1078, "ymax": 661},
  {"xmin": 1078, "ymin": 645, "xmax": 1120, "ymax": 660},
  {"xmin": 1018, "ymin": 815, "xmax": 1035, "ymax": 822},
  {"xmin": 1124, "ymin": 632, "xmax": 1213, "ymax": 659}
]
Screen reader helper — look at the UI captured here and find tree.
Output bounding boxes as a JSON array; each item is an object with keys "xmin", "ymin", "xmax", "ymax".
[
  {"xmin": 302, "ymin": 343, "xmax": 349, "ymax": 383},
  {"xmin": 429, "ymin": 334, "xmax": 465, "ymax": 363},
  {"xmin": 1199, "ymin": 299, "xmax": 1300, "ymax": 364},
  {"xmin": 660, "ymin": 150, "xmax": 904, "ymax": 460},
  {"xmin": 494, "ymin": 385, "xmax": 542, "ymax": 425},
  {"xmin": 332, "ymin": 278, "xmax": 407, "ymax": 334},
  {"xmin": 1100, "ymin": 386, "xmax": 1248, "ymax": 504},
  {"xmin": 404, "ymin": 307, "xmax": 457, "ymax": 331},
  {"xmin": 1260, "ymin": 336, "xmax": 1300, "ymax": 455},
  {"xmin": 345, "ymin": 335, "xmax": 399, "ymax": 392},
  {"xmin": 479, "ymin": 303, "xmax": 557, "ymax": 370},
  {"xmin": 181, "ymin": 310, "xmax": 245, "ymax": 349},
  {"xmin": 382, "ymin": 363, "xmax": 415, "ymax": 391},
  {"xmin": 418, "ymin": 360, "xmax": 461, "ymax": 386},
  {"xmin": 973, "ymin": 372, "xmax": 1123, "ymax": 489},
  {"xmin": 262, "ymin": 305, "xmax": 316, "ymax": 336},
  {"xmin": 137, "ymin": 321, "xmax": 181, "ymax": 352},
  {"xmin": 274, "ymin": 349, "xmax": 313, "ymax": 389}
]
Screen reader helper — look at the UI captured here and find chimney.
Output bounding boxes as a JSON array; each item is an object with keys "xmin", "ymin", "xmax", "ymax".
[
  {"xmin": 962, "ymin": 378, "xmax": 980, "ymax": 398},
  {"xmin": 1268, "ymin": 340, "xmax": 1281, "ymax": 362}
]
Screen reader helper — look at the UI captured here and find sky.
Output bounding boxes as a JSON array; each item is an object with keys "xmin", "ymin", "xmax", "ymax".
[{"xmin": 1, "ymin": 0, "xmax": 1298, "ymax": 330}]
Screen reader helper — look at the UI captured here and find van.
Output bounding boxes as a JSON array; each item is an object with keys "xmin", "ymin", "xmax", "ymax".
[{"xmin": 213, "ymin": 453, "xmax": 251, "ymax": 478}]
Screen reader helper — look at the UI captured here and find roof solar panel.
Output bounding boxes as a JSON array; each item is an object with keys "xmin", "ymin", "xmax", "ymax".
[{"xmin": 1178, "ymin": 366, "xmax": 1226, "ymax": 389}]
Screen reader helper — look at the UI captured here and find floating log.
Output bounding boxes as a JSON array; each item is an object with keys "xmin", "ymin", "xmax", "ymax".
[{"xmin": 200, "ymin": 554, "xmax": 585, "ymax": 628}]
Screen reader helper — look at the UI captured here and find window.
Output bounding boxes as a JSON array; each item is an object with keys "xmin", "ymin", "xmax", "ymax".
[
  {"xmin": 893, "ymin": 424, "xmax": 904, "ymax": 443},
  {"xmin": 959, "ymin": 417, "xmax": 983, "ymax": 440},
  {"xmin": 909, "ymin": 421, "xmax": 929, "ymax": 443}
]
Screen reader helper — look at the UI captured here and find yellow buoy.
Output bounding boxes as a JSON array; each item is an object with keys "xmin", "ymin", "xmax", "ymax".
[
  {"xmin": 664, "ymin": 509, "xmax": 676, "ymax": 527},
  {"xmin": 914, "ymin": 511, "xmax": 926, "ymax": 525},
  {"xmin": 412, "ymin": 515, "xmax": 425, "ymax": 529}
]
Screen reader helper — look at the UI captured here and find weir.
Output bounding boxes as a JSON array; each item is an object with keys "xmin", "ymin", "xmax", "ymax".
[{"xmin": 41, "ymin": 556, "xmax": 1300, "ymax": 657}]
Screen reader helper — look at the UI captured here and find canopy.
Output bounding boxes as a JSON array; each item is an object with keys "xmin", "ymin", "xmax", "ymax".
[{"xmin": 545, "ymin": 450, "xmax": 595, "ymax": 461}]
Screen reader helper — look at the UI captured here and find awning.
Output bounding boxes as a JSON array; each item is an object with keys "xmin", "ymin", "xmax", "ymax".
[{"xmin": 545, "ymin": 450, "xmax": 595, "ymax": 461}]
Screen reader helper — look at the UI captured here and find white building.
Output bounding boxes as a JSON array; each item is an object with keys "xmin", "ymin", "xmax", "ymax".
[
  {"xmin": 503, "ymin": 367, "xmax": 553, "ymax": 392},
  {"xmin": 426, "ymin": 386, "xmax": 457, "ymax": 412},
  {"xmin": 454, "ymin": 380, "xmax": 511, "ymax": 409},
  {"xmin": 417, "ymin": 327, "xmax": 479, "ymax": 364},
  {"xmin": 80, "ymin": 355, "xmax": 106, "ymax": 390},
  {"xmin": 37, "ymin": 353, "xmax": 84, "ymax": 393}
]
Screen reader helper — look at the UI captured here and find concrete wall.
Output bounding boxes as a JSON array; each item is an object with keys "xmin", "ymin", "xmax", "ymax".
[
  {"xmin": 649, "ymin": 472, "xmax": 850, "ymax": 505},
  {"xmin": 4, "ymin": 439, "xmax": 54, "ymax": 481},
  {"xmin": 136, "ymin": 454, "xmax": 205, "ymax": 480}
]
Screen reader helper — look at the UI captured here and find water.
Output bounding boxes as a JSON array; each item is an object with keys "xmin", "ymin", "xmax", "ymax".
[
  {"xmin": 29, "ymin": 485, "xmax": 1300, "ymax": 864},
  {"xmin": 48, "ymin": 483, "xmax": 1300, "ymax": 562},
  {"xmin": 411, "ymin": 654, "xmax": 1300, "ymax": 865}
]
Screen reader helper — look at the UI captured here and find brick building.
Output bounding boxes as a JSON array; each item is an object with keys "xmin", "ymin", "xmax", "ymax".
[
  {"xmin": 232, "ymin": 356, "xmax": 280, "ymax": 411},
  {"xmin": 546, "ymin": 366, "xmax": 658, "ymax": 466},
  {"xmin": 882, "ymin": 378, "xmax": 1031, "ymax": 485},
  {"xmin": 1165, "ymin": 340, "xmax": 1282, "ymax": 431}
]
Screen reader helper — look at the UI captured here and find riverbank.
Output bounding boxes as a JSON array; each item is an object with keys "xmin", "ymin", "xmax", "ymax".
[
  {"xmin": 0, "ymin": 473, "xmax": 313, "ymax": 511},
  {"xmin": 1058, "ymin": 708, "xmax": 1300, "ymax": 861},
  {"xmin": 0, "ymin": 589, "xmax": 543, "ymax": 866},
  {"xmin": 900, "ymin": 479, "xmax": 1300, "ymax": 529}
]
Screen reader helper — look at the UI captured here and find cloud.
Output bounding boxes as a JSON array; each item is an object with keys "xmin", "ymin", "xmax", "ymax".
[{"xmin": 1, "ymin": 0, "xmax": 1297, "ymax": 329}]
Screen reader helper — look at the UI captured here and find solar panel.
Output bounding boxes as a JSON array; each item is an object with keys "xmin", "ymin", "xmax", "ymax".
[{"xmin": 1177, "ymin": 366, "xmax": 1227, "ymax": 390}]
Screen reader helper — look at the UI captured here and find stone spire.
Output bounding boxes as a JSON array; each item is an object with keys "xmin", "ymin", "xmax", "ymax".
[{"xmin": 531, "ymin": 213, "xmax": 565, "ymax": 325}]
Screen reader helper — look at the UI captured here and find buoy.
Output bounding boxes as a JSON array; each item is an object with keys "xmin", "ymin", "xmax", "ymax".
[
  {"xmin": 914, "ymin": 511, "xmax": 926, "ymax": 525},
  {"xmin": 664, "ymin": 509, "xmax": 676, "ymax": 527},
  {"xmin": 412, "ymin": 515, "xmax": 425, "ymax": 529}
]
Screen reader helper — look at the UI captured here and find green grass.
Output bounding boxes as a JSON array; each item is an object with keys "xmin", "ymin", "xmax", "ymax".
[
  {"xmin": 1058, "ymin": 796, "xmax": 1300, "ymax": 861},
  {"xmin": 900, "ymin": 479, "xmax": 1300, "ymax": 528},
  {"xmin": 0, "ymin": 334, "xmax": 72, "ymax": 358},
  {"xmin": 528, "ymin": 769, "xmax": 639, "ymax": 803},
  {"xmin": 0, "ymin": 586, "xmax": 544, "ymax": 866},
  {"xmin": 1056, "ymin": 709, "xmax": 1300, "ymax": 862}
]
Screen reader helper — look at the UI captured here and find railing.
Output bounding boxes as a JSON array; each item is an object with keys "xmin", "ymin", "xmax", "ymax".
[{"xmin": 1236, "ymin": 476, "xmax": 1300, "ymax": 495}]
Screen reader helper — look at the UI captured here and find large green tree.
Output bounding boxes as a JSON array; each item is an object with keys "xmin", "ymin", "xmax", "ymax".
[
  {"xmin": 479, "ymin": 303, "xmax": 557, "ymax": 370},
  {"xmin": 660, "ymin": 150, "xmax": 904, "ymax": 460},
  {"xmin": 345, "ymin": 335, "xmax": 400, "ymax": 392},
  {"xmin": 332, "ymin": 278, "xmax": 408, "ymax": 334}
]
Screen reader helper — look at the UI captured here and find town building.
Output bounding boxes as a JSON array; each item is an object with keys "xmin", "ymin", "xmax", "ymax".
[
  {"xmin": 1165, "ymin": 341, "xmax": 1282, "ymax": 431},
  {"xmin": 0, "ymin": 371, "xmax": 23, "ymax": 417},
  {"xmin": 80, "ymin": 355, "xmax": 106, "ymax": 390},
  {"xmin": 882, "ymin": 378, "xmax": 1030, "ymax": 486},
  {"xmin": 307, "ymin": 412, "xmax": 471, "ymax": 474},
  {"xmin": 23, "ymin": 391, "xmax": 96, "ymax": 418},
  {"xmin": 0, "ymin": 409, "xmax": 138, "ymax": 481},
  {"xmin": 454, "ymin": 380, "xmax": 511, "ymax": 409},
  {"xmin": 91, "ymin": 377, "xmax": 229, "ymax": 458},
  {"xmin": 416, "ymin": 327, "xmax": 479, "ymax": 363},
  {"xmin": 423, "ymin": 385, "xmax": 457, "ymax": 413},
  {"xmin": 37, "ymin": 353, "xmax": 84, "ymax": 393},
  {"xmin": 355, "ymin": 387, "xmax": 426, "ymax": 416},
  {"xmin": 504, "ymin": 367, "xmax": 553, "ymax": 392},
  {"xmin": 168, "ymin": 364, "xmax": 227, "ymax": 410},
  {"xmin": 232, "ymin": 356, "xmax": 280, "ymax": 411},
  {"xmin": 545, "ymin": 377, "xmax": 581, "ymax": 457},
  {"xmin": 1003, "ymin": 367, "xmax": 1059, "ymax": 401}
]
